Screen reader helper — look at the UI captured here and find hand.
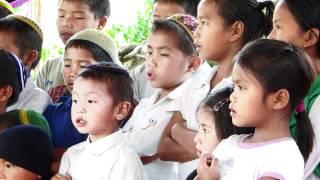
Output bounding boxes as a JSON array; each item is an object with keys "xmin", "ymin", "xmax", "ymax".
[
  {"xmin": 197, "ymin": 154, "xmax": 220, "ymax": 180},
  {"xmin": 51, "ymin": 173, "xmax": 72, "ymax": 180},
  {"xmin": 140, "ymin": 153, "xmax": 159, "ymax": 164}
]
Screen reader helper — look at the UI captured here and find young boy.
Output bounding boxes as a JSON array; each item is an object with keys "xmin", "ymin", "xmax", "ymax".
[
  {"xmin": 36, "ymin": 0, "xmax": 112, "ymax": 101},
  {"xmin": 128, "ymin": 0, "xmax": 206, "ymax": 102},
  {"xmin": 52, "ymin": 63, "xmax": 146, "ymax": 180},
  {"xmin": 0, "ymin": 125, "xmax": 54, "ymax": 180},
  {"xmin": 0, "ymin": 14, "xmax": 52, "ymax": 113},
  {"xmin": 44, "ymin": 28, "xmax": 122, "ymax": 149},
  {"xmin": 122, "ymin": 14, "xmax": 200, "ymax": 180},
  {"xmin": 0, "ymin": 0, "xmax": 13, "ymax": 18}
]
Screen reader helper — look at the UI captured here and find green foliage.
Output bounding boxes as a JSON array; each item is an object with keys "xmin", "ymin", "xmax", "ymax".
[{"xmin": 106, "ymin": 0, "xmax": 153, "ymax": 47}]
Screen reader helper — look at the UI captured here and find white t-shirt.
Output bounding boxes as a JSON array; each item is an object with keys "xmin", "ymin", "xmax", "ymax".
[
  {"xmin": 7, "ymin": 78, "xmax": 52, "ymax": 113},
  {"xmin": 122, "ymin": 84, "xmax": 189, "ymax": 180},
  {"xmin": 213, "ymin": 134, "xmax": 304, "ymax": 180},
  {"xmin": 59, "ymin": 130, "xmax": 147, "ymax": 180}
]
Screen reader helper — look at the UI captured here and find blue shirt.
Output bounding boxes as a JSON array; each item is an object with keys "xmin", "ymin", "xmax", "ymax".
[{"xmin": 43, "ymin": 95, "xmax": 87, "ymax": 148}]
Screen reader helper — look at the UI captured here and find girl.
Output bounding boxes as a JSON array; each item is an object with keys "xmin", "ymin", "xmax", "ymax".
[
  {"xmin": 188, "ymin": 86, "xmax": 253, "ymax": 179},
  {"xmin": 268, "ymin": 0, "xmax": 320, "ymax": 178},
  {"xmin": 198, "ymin": 39, "xmax": 315, "ymax": 179},
  {"xmin": 158, "ymin": 0, "xmax": 274, "ymax": 178}
]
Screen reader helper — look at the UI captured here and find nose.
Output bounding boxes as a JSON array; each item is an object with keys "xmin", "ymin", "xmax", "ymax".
[
  {"xmin": 194, "ymin": 25, "xmax": 201, "ymax": 41},
  {"xmin": 0, "ymin": 160, "xmax": 5, "ymax": 178},
  {"xmin": 147, "ymin": 55, "xmax": 157, "ymax": 68},
  {"xmin": 194, "ymin": 132, "xmax": 200, "ymax": 144},
  {"xmin": 60, "ymin": 16, "xmax": 73, "ymax": 29},
  {"xmin": 267, "ymin": 29, "xmax": 275, "ymax": 39}
]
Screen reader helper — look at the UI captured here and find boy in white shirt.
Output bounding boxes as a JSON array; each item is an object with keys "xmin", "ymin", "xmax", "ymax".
[
  {"xmin": 122, "ymin": 14, "xmax": 201, "ymax": 180},
  {"xmin": 52, "ymin": 63, "xmax": 146, "ymax": 180}
]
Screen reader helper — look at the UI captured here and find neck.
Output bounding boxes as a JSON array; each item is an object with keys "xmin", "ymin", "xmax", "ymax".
[
  {"xmin": 0, "ymin": 103, "xmax": 6, "ymax": 114},
  {"xmin": 210, "ymin": 57, "xmax": 234, "ymax": 89},
  {"xmin": 249, "ymin": 111, "xmax": 291, "ymax": 143},
  {"xmin": 305, "ymin": 47, "xmax": 320, "ymax": 75}
]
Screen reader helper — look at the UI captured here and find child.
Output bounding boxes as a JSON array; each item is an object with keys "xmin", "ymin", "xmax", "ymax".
[
  {"xmin": 268, "ymin": 0, "xmax": 320, "ymax": 178},
  {"xmin": 0, "ymin": 49, "xmax": 26, "ymax": 114},
  {"xmin": 0, "ymin": 125, "xmax": 54, "ymax": 180},
  {"xmin": 0, "ymin": 0, "xmax": 13, "ymax": 18},
  {"xmin": 43, "ymin": 29, "xmax": 122, "ymax": 149},
  {"xmin": 122, "ymin": 14, "xmax": 200, "ymax": 180},
  {"xmin": 36, "ymin": 0, "xmax": 112, "ymax": 100},
  {"xmin": 0, "ymin": 14, "xmax": 52, "ymax": 113},
  {"xmin": 158, "ymin": 0, "xmax": 274, "ymax": 179},
  {"xmin": 187, "ymin": 86, "xmax": 253, "ymax": 179},
  {"xmin": 128, "ymin": 0, "xmax": 207, "ymax": 102},
  {"xmin": 198, "ymin": 39, "xmax": 315, "ymax": 179},
  {"xmin": 52, "ymin": 63, "xmax": 146, "ymax": 180}
]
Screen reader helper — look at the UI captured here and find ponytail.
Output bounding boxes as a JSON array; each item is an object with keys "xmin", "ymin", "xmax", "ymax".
[
  {"xmin": 257, "ymin": 1, "xmax": 274, "ymax": 36},
  {"xmin": 295, "ymin": 108, "xmax": 314, "ymax": 160}
]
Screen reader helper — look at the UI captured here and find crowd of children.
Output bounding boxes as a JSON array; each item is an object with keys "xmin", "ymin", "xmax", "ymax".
[{"xmin": 0, "ymin": 0, "xmax": 319, "ymax": 179}]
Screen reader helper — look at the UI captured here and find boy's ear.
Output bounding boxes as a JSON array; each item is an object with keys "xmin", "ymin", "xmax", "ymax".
[
  {"xmin": 0, "ymin": 86, "xmax": 13, "ymax": 103},
  {"xmin": 97, "ymin": 16, "xmax": 108, "ymax": 29},
  {"xmin": 188, "ymin": 56, "xmax": 202, "ymax": 72},
  {"xmin": 303, "ymin": 28, "xmax": 319, "ymax": 49},
  {"xmin": 114, "ymin": 101, "xmax": 132, "ymax": 121},
  {"xmin": 229, "ymin": 21, "xmax": 244, "ymax": 42},
  {"xmin": 269, "ymin": 89, "xmax": 290, "ymax": 110},
  {"xmin": 22, "ymin": 50, "xmax": 38, "ymax": 71}
]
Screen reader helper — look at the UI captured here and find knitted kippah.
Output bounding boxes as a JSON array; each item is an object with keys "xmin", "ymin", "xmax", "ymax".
[
  {"xmin": 0, "ymin": 0, "xmax": 13, "ymax": 13},
  {"xmin": 0, "ymin": 125, "xmax": 53, "ymax": 178},
  {"xmin": 66, "ymin": 29, "xmax": 123, "ymax": 66},
  {"xmin": 167, "ymin": 14, "xmax": 198, "ymax": 41},
  {"xmin": 7, "ymin": 14, "xmax": 43, "ymax": 40}
]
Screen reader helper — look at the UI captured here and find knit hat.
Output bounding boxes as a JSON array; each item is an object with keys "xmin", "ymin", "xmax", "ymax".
[
  {"xmin": 0, "ymin": 0, "xmax": 13, "ymax": 14},
  {"xmin": 0, "ymin": 109, "xmax": 51, "ymax": 136},
  {"xmin": 7, "ymin": 14, "xmax": 43, "ymax": 40},
  {"xmin": 0, "ymin": 125, "xmax": 54, "ymax": 178},
  {"xmin": 66, "ymin": 29, "xmax": 122, "ymax": 66},
  {"xmin": 167, "ymin": 14, "xmax": 198, "ymax": 41}
]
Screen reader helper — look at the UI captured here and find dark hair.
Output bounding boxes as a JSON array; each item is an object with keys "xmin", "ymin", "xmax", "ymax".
[
  {"xmin": 65, "ymin": 40, "xmax": 113, "ymax": 63},
  {"xmin": 0, "ymin": 17, "xmax": 42, "ymax": 69},
  {"xmin": 0, "ymin": 7, "xmax": 12, "ymax": 18},
  {"xmin": 153, "ymin": 0, "xmax": 200, "ymax": 17},
  {"xmin": 282, "ymin": 0, "xmax": 320, "ymax": 53},
  {"xmin": 77, "ymin": 62, "xmax": 133, "ymax": 110},
  {"xmin": 0, "ymin": 49, "xmax": 22, "ymax": 106},
  {"xmin": 235, "ymin": 39, "xmax": 316, "ymax": 160},
  {"xmin": 200, "ymin": 86, "xmax": 254, "ymax": 140},
  {"xmin": 151, "ymin": 19, "xmax": 197, "ymax": 56},
  {"xmin": 61, "ymin": 0, "xmax": 111, "ymax": 17},
  {"xmin": 208, "ymin": 0, "xmax": 274, "ymax": 45}
]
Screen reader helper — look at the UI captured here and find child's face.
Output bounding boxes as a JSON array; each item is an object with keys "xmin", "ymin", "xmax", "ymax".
[
  {"xmin": 71, "ymin": 78, "xmax": 119, "ymax": 142},
  {"xmin": 152, "ymin": 1, "xmax": 185, "ymax": 22},
  {"xmin": 0, "ymin": 159, "xmax": 40, "ymax": 180},
  {"xmin": 194, "ymin": 107, "xmax": 220, "ymax": 157},
  {"xmin": 229, "ymin": 64, "xmax": 270, "ymax": 127},
  {"xmin": 268, "ymin": 0, "xmax": 305, "ymax": 48},
  {"xmin": 146, "ymin": 31, "xmax": 192, "ymax": 90},
  {"xmin": 63, "ymin": 47, "xmax": 98, "ymax": 93},
  {"xmin": 194, "ymin": 0, "xmax": 231, "ymax": 61},
  {"xmin": 57, "ymin": 0, "xmax": 101, "ymax": 44}
]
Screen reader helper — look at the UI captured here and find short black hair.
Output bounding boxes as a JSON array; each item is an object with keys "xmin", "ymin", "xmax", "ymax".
[
  {"xmin": 0, "ymin": 49, "xmax": 21, "ymax": 106},
  {"xmin": 65, "ymin": 40, "xmax": 113, "ymax": 63},
  {"xmin": 153, "ymin": 0, "xmax": 200, "ymax": 17},
  {"xmin": 61, "ymin": 0, "xmax": 111, "ymax": 17},
  {"xmin": 0, "ymin": 17, "xmax": 42, "ymax": 69},
  {"xmin": 152, "ymin": 19, "xmax": 197, "ymax": 56}
]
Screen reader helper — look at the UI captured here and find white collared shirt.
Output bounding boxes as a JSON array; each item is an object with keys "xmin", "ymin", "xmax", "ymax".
[
  {"xmin": 122, "ymin": 83, "xmax": 189, "ymax": 180},
  {"xmin": 7, "ymin": 78, "xmax": 52, "ymax": 113},
  {"xmin": 59, "ymin": 130, "xmax": 147, "ymax": 180}
]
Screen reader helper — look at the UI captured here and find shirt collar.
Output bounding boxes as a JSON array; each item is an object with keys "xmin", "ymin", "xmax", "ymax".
[
  {"xmin": 194, "ymin": 66, "xmax": 218, "ymax": 89},
  {"xmin": 85, "ymin": 130, "xmax": 123, "ymax": 155}
]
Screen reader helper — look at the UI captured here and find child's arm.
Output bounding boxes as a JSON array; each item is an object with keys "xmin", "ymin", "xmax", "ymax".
[
  {"xmin": 157, "ymin": 111, "xmax": 198, "ymax": 162},
  {"xmin": 51, "ymin": 174, "xmax": 72, "ymax": 180},
  {"xmin": 197, "ymin": 154, "xmax": 220, "ymax": 180}
]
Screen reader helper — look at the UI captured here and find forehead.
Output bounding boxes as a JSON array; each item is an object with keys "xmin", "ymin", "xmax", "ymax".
[
  {"xmin": 148, "ymin": 30, "xmax": 180, "ymax": 49},
  {"xmin": 58, "ymin": 0, "xmax": 93, "ymax": 14},
  {"xmin": 232, "ymin": 63, "xmax": 261, "ymax": 86},
  {"xmin": 153, "ymin": 1, "xmax": 186, "ymax": 16},
  {"xmin": 198, "ymin": 0, "xmax": 219, "ymax": 18}
]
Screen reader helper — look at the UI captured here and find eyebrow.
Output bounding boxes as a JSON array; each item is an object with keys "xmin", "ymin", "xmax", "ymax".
[
  {"xmin": 147, "ymin": 45, "xmax": 172, "ymax": 51},
  {"xmin": 58, "ymin": 9, "xmax": 85, "ymax": 14}
]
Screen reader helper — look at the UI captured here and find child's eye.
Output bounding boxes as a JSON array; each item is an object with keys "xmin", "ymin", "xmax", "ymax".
[
  {"xmin": 88, "ymin": 100, "xmax": 97, "ymax": 104},
  {"xmin": 202, "ymin": 127, "xmax": 208, "ymax": 134},
  {"xmin": 75, "ymin": 17, "xmax": 85, "ymax": 20},
  {"xmin": 147, "ymin": 51, "xmax": 152, "ymax": 56},
  {"xmin": 64, "ymin": 64, "xmax": 71, "ymax": 68},
  {"xmin": 5, "ymin": 162, "xmax": 14, "ymax": 169},
  {"xmin": 72, "ymin": 99, "xmax": 78, "ymax": 104},
  {"xmin": 160, "ymin": 53, "xmax": 169, "ymax": 57}
]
